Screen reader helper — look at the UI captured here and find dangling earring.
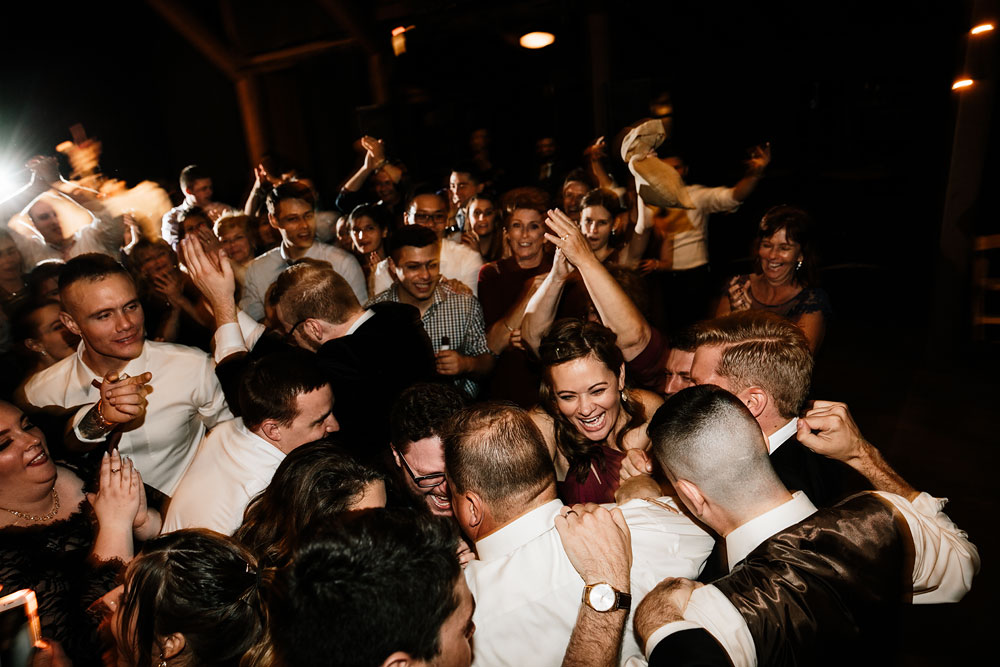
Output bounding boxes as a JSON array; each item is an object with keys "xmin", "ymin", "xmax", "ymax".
[
  {"xmin": 158, "ymin": 654, "xmax": 167, "ymax": 667},
  {"xmin": 796, "ymin": 259, "xmax": 803, "ymax": 271}
]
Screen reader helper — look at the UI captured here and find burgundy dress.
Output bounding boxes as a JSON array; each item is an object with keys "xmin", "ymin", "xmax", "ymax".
[{"xmin": 556, "ymin": 446, "xmax": 626, "ymax": 505}]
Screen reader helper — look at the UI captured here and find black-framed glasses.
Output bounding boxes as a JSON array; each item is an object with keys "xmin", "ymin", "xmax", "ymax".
[
  {"xmin": 284, "ymin": 318, "xmax": 309, "ymax": 343},
  {"xmin": 413, "ymin": 212, "xmax": 447, "ymax": 224},
  {"xmin": 394, "ymin": 448, "xmax": 446, "ymax": 489}
]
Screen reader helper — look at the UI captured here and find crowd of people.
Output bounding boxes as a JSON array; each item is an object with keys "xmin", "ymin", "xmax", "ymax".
[{"xmin": 0, "ymin": 122, "xmax": 979, "ymax": 667}]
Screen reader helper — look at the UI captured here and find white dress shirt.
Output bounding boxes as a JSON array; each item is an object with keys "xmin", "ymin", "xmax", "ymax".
[
  {"xmin": 23, "ymin": 340, "xmax": 233, "ymax": 495},
  {"xmin": 239, "ymin": 241, "xmax": 368, "ymax": 321},
  {"xmin": 8, "ymin": 204, "xmax": 124, "ymax": 269},
  {"xmin": 465, "ymin": 497, "xmax": 714, "ymax": 667},
  {"xmin": 161, "ymin": 418, "xmax": 284, "ymax": 535},
  {"xmin": 372, "ymin": 238, "xmax": 483, "ymax": 296},
  {"xmin": 643, "ymin": 490, "xmax": 981, "ymax": 666},
  {"xmin": 664, "ymin": 185, "xmax": 741, "ymax": 271},
  {"xmin": 767, "ymin": 417, "xmax": 798, "ymax": 454}
]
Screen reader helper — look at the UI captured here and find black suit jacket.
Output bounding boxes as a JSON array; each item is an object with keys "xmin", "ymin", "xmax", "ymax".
[
  {"xmin": 216, "ymin": 302, "xmax": 437, "ymax": 465},
  {"xmin": 647, "ymin": 628, "xmax": 734, "ymax": 667}
]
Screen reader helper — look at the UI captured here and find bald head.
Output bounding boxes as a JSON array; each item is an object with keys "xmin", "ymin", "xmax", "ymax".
[
  {"xmin": 649, "ymin": 385, "xmax": 786, "ymax": 515},
  {"xmin": 444, "ymin": 403, "xmax": 556, "ymax": 524}
]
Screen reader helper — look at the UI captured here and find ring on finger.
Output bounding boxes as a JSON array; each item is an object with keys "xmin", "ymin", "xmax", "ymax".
[
  {"xmin": 110, "ymin": 468, "xmax": 121, "ymax": 473},
  {"xmin": 564, "ymin": 509, "xmax": 578, "ymax": 516}
]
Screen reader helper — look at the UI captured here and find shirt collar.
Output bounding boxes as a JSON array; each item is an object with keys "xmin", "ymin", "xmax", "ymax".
[
  {"xmin": 767, "ymin": 417, "xmax": 798, "ymax": 454},
  {"xmin": 72, "ymin": 340, "xmax": 150, "ymax": 387},
  {"xmin": 725, "ymin": 490, "xmax": 817, "ymax": 571},
  {"xmin": 345, "ymin": 309, "xmax": 374, "ymax": 335},
  {"xmin": 475, "ymin": 499, "xmax": 564, "ymax": 562},
  {"xmin": 278, "ymin": 242, "xmax": 317, "ymax": 265}
]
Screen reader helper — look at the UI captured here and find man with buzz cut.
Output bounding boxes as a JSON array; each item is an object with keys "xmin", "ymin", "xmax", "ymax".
[
  {"xmin": 368, "ymin": 224, "xmax": 493, "ymax": 397},
  {"xmin": 240, "ymin": 180, "xmax": 367, "ymax": 321},
  {"xmin": 21, "ymin": 253, "xmax": 232, "ymax": 496},
  {"xmin": 445, "ymin": 402, "xmax": 714, "ymax": 666},
  {"xmin": 628, "ymin": 386, "xmax": 979, "ymax": 667},
  {"xmin": 162, "ymin": 347, "xmax": 339, "ymax": 535}
]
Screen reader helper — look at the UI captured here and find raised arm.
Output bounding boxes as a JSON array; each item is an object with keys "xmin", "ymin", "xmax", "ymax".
[
  {"xmin": 541, "ymin": 208, "xmax": 652, "ymax": 361},
  {"xmin": 341, "ymin": 136, "xmax": 387, "ymax": 194},
  {"xmin": 729, "ymin": 143, "xmax": 770, "ymax": 203},
  {"xmin": 0, "ymin": 156, "xmax": 59, "ymax": 224},
  {"xmin": 521, "ymin": 249, "xmax": 573, "ymax": 353}
]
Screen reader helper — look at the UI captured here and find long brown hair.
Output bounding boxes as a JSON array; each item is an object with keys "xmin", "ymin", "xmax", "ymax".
[{"xmin": 538, "ymin": 319, "xmax": 645, "ymax": 480}]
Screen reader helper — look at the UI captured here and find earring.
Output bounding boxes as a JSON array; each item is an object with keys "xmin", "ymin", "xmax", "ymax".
[
  {"xmin": 621, "ymin": 390, "xmax": 627, "ymax": 404},
  {"xmin": 158, "ymin": 654, "xmax": 167, "ymax": 667},
  {"xmin": 796, "ymin": 259, "xmax": 803, "ymax": 271}
]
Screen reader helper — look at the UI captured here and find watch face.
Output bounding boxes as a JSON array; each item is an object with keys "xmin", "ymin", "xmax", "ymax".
[{"xmin": 588, "ymin": 583, "xmax": 616, "ymax": 612}]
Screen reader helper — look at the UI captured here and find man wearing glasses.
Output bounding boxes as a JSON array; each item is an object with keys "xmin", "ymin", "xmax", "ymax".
[
  {"xmin": 388, "ymin": 383, "xmax": 466, "ymax": 517},
  {"xmin": 370, "ymin": 190, "xmax": 484, "ymax": 296}
]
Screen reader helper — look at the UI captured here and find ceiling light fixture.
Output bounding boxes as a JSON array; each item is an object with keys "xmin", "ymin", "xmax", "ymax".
[{"xmin": 519, "ymin": 32, "xmax": 555, "ymax": 49}]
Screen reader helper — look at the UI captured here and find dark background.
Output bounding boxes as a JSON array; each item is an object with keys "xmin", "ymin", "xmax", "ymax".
[{"xmin": 2, "ymin": 0, "xmax": 996, "ymax": 662}]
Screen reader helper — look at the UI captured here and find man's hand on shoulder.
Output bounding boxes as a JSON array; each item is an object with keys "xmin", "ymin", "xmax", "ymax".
[{"xmin": 555, "ymin": 503, "xmax": 632, "ymax": 590}]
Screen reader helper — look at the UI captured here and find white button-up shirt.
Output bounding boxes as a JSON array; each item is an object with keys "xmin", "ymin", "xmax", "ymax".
[
  {"xmin": 239, "ymin": 241, "xmax": 368, "ymax": 321},
  {"xmin": 161, "ymin": 418, "xmax": 284, "ymax": 535},
  {"xmin": 23, "ymin": 340, "xmax": 232, "ymax": 495},
  {"xmin": 465, "ymin": 497, "xmax": 714, "ymax": 667}
]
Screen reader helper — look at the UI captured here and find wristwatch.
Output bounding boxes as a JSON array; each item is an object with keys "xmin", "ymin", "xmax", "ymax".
[{"xmin": 582, "ymin": 582, "xmax": 631, "ymax": 612}]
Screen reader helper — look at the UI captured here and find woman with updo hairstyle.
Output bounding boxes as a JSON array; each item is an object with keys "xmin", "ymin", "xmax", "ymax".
[
  {"xmin": 716, "ymin": 204, "xmax": 831, "ymax": 351},
  {"xmin": 112, "ymin": 529, "xmax": 269, "ymax": 667},
  {"xmin": 531, "ymin": 319, "xmax": 663, "ymax": 504},
  {"xmin": 234, "ymin": 441, "xmax": 386, "ymax": 568}
]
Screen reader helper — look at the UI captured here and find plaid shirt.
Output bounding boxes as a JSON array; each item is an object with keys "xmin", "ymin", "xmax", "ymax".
[{"xmin": 368, "ymin": 281, "xmax": 490, "ymax": 397}]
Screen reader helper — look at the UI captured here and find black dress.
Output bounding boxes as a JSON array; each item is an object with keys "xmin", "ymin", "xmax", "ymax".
[{"xmin": 0, "ymin": 467, "xmax": 122, "ymax": 667}]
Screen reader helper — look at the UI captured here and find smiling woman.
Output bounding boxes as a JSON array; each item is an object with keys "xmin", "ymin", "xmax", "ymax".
[
  {"xmin": 0, "ymin": 400, "xmax": 160, "ymax": 666},
  {"xmin": 716, "ymin": 205, "xmax": 832, "ymax": 351},
  {"xmin": 531, "ymin": 319, "xmax": 663, "ymax": 504}
]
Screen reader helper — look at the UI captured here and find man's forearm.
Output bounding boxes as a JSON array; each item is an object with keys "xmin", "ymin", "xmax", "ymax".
[
  {"xmin": 562, "ymin": 605, "xmax": 628, "ymax": 667},
  {"xmin": 730, "ymin": 171, "xmax": 764, "ymax": 203},
  {"xmin": 848, "ymin": 442, "xmax": 918, "ymax": 501}
]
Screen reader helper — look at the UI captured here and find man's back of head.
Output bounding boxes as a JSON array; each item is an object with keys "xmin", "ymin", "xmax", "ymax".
[
  {"xmin": 273, "ymin": 258, "xmax": 361, "ymax": 332},
  {"xmin": 444, "ymin": 402, "xmax": 556, "ymax": 536},
  {"xmin": 693, "ymin": 310, "xmax": 812, "ymax": 420},
  {"xmin": 649, "ymin": 385, "xmax": 787, "ymax": 530},
  {"xmin": 268, "ymin": 508, "xmax": 472, "ymax": 667}
]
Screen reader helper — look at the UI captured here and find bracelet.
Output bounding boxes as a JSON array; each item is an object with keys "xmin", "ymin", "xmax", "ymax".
[
  {"xmin": 373, "ymin": 159, "xmax": 387, "ymax": 171},
  {"xmin": 95, "ymin": 399, "xmax": 116, "ymax": 430}
]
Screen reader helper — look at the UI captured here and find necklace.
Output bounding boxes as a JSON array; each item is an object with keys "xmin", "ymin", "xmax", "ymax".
[{"xmin": 1, "ymin": 487, "xmax": 60, "ymax": 522}]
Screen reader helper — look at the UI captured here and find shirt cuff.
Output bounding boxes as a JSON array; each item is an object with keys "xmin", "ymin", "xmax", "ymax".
[
  {"xmin": 213, "ymin": 321, "xmax": 249, "ymax": 363},
  {"xmin": 644, "ymin": 621, "xmax": 704, "ymax": 659}
]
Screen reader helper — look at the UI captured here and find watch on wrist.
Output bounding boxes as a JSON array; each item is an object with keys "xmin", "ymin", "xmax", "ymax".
[{"xmin": 582, "ymin": 582, "xmax": 631, "ymax": 613}]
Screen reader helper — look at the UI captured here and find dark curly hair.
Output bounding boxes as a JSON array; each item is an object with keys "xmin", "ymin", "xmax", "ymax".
[{"xmin": 538, "ymin": 319, "xmax": 645, "ymax": 480}]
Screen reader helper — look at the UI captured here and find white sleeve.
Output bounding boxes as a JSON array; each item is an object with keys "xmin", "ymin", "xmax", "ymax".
[
  {"xmin": 687, "ymin": 185, "xmax": 740, "ymax": 214},
  {"xmin": 78, "ymin": 203, "xmax": 124, "ymax": 253},
  {"xmin": 336, "ymin": 252, "xmax": 369, "ymax": 303},
  {"xmin": 643, "ymin": 585, "xmax": 757, "ymax": 667},
  {"xmin": 373, "ymin": 259, "xmax": 392, "ymax": 294},
  {"xmin": 239, "ymin": 265, "xmax": 267, "ymax": 322},
  {"xmin": 876, "ymin": 491, "xmax": 980, "ymax": 603},
  {"xmin": 195, "ymin": 354, "xmax": 233, "ymax": 427},
  {"xmin": 212, "ymin": 310, "xmax": 266, "ymax": 363}
]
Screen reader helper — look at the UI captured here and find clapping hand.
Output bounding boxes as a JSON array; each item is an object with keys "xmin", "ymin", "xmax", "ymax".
[
  {"xmin": 88, "ymin": 450, "xmax": 142, "ymax": 531},
  {"xmin": 727, "ymin": 276, "xmax": 752, "ymax": 311},
  {"xmin": 746, "ymin": 142, "xmax": 771, "ymax": 175},
  {"xmin": 361, "ymin": 136, "xmax": 386, "ymax": 170},
  {"xmin": 543, "ymin": 208, "xmax": 595, "ymax": 268}
]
